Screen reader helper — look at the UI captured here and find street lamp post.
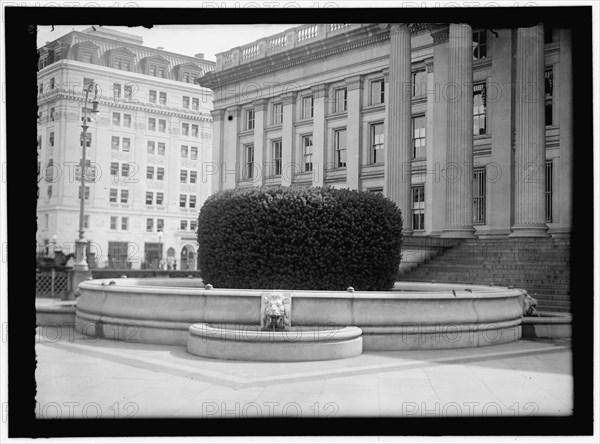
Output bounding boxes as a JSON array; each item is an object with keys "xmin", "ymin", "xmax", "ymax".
[
  {"xmin": 157, "ymin": 231, "xmax": 164, "ymax": 269},
  {"xmin": 73, "ymin": 82, "xmax": 99, "ymax": 272},
  {"xmin": 67, "ymin": 82, "xmax": 99, "ymax": 300}
]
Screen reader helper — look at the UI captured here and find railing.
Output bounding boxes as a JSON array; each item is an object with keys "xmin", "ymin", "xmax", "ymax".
[
  {"xmin": 215, "ymin": 23, "xmax": 364, "ymax": 71},
  {"xmin": 91, "ymin": 269, "xmax": 203, "ymax": 279},
  {"xmin": 36, "ymin": 270, "xmax": 69, "ymax": 298}
]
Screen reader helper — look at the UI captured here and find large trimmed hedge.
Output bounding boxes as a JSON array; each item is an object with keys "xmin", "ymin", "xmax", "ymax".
[{"xmin": 197, "ymin": 186, "xmax": 403, "ymax": 291}]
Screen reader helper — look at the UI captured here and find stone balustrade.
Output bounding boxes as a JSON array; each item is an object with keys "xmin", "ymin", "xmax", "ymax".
[{"xmin": 215, "ymin": 23, "xmax": 362, "ymax": 71}]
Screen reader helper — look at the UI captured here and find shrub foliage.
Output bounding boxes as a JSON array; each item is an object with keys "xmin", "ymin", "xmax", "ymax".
[{"xmin": 197, "ymin": 186, "xmax": 403, "ymax": 291}]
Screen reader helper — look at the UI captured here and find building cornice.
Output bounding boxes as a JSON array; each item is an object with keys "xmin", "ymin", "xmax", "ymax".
[{"xmin": 198, "ymin": 24, "xmax": 391, "ymax": 91}]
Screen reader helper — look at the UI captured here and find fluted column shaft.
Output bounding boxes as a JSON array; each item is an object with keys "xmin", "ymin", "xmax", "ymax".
[
  {"xmin": 210, "ymin": 109, "xmax": 225, "ymax": 192},
  {"xmin": 442, "ymin": 23, "xmax": 476, "ymax": 238},
  {"xmin": 385, "ymin": 24, "xmax": 413, "ymax": 236},
  {"xmin": 510, "ymin": 24, "xmax": 549, "ymax": 237}
]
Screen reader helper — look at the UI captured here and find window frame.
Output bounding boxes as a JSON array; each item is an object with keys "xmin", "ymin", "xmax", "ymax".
[
  {"xmin": 334, "ymin": 128, "xmax": 347, "ymax": 169},
  {"xmin": 369, "ymin": 122, "xmax": 385, "ymax": 165}
]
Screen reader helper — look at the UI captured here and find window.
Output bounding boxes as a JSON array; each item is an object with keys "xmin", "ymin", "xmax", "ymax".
[
  {"xmin": 150, "ymin": 65, "xmax": 157, "ymax": 76},
  {"xmin": 82, "ymin": 50, "xmax": 94, "ymax": 63},
  {"xmin": 189, "ymin": 196, "xmax": 196, "ymax": 208},
  {"xmin": 157, "ymin": 219, "xmax": 164, "ymax": 231},
  {"xmin": 148, "ymin": 118, "xmax": 156, "ymax": 131},
  {"xmin": 124, "ymin": 85, "xmax": 132, "ymax": 101},
  {"xmin": 123, "ymin": 114, "xmax": 132, "ymax": 128},
  {"xmin": 183, "ymin": 72, "xmax": 190, "ymax": 83},
  {"xmin": 111, "ymin": 162, "xmax": 119, "ymax": 176},
  {"xmin": 123, "ymin": 60, "xmax": 130, "ymax": 71},
  {"xmin": 273, "ymin": 102, "xmax": 283, "ymax": 124},
  {"xmin": 159, "ymin": 119, "xmax": 166, "ymax": 133},
  {"xmin": 80, "ymin": 132, "xmax": 92, "ymax": 148},
  {"xmin": 47, "ymin": 185, "xmax": 52, "ymax": 199},
  {"xmin": 473, "ymin": 30, "xmax": 487, "ymax": 60},
  {"xmin": 110, "ymin": 188, "xmax": 118, "ymax": 203},
  {"xmin": 158, "ymin": 67, "xmax": 165, "ymax": 78},
  {"xmin": 180, "ymin": 170, "xmax": 188, "ymax": 183},
  {"xmin": 110, "ymin": 216, "xmax": 117, "ymax": 230},
  {"xmin": 49, "ymin": 132, "xmax": 54, "ymax": 147},
  {"xmin": 183, "ymin": 96, "xmax": 190, "ymax": 108},
  {"xmin": 76, "ymin": 159, "xmax": 94, "ymax": 181},
  {"xmin": 149, "ymin": 90, "xmax": 157, "ymax": 103},
  {"xmin": 146, "ymin": 218, "xmax": 153, "ymax": 232},
  {"xmin": 473, "ymin": 83, "xmax": 487, "ymax": 135},
  {"xmin": 412, "ymin": 70, "xmax": 427, "ymax": 97},
  {"xmin": 112, "ymin": 112, "xmax": 121, "ymax": 126},
  {"xmin": 147, "ymin": 166, "xmax": 154, "ymax": 180},
  {"xmin": 157, "ymin": 167, "xmax": 164, "ymax": 180},
  {"xmin": 190, "ymin": 220, "xmax": 197, "ymax": 231},
  {"xmin": 120, "ymin": 189, "xmax": 129, "ymax": 204},
  {"xmin": 192, "ymin": 98, "xmax": 199, "ymax": 111},
  {"xmin": 246, "ymin": 109, "xmax": 255, "ymax": 130},
  {"xmin": 179, "ymin": 195, "xmax": 187, "ymax": 208},
  {"xmin": 121, "ymin": 217, "xmax": 128, "ymax": 230},
  {"xmin": 190, "ymin": 171, "xmax": 197, "ymax": 184},
  {"xmin": 122, "ymin": 138, "xmax": 130, "ymax": 152},
  {"xmin": 113, "ymin": 83, "xmax": 121, "ymax": 101},
  {"xmin": 370, "ymin": 123, "xmax": 384, "ymax": 164},
  {"xmin": 156, "ymin": 192, "xmax": 164, "ymax": 206},
  {"xmin": 192, "ymin": 124, "xmax": 199, "ymax": 137},
  {"xmin": 371, "ymin": 79, "xmax": 385, "ymax": 105},
  {"xmin": 45, "ymin": 159, "xmax": 54, "ymax": 182},
  {"xmin": 157, "ymin": 142, "xmax": 166, "ymax": 156},
  {"xmin": 113, "ymin": 58, "xmax": 122, "ymax": 70},
  {"xmin": 147, "ymin": 141, "xmax": 155, "ymax": 155},
  {"xmin": 159, "ymin": 92, "xmax": 167, "ymax": 105},
  {"xmin": 412, "ymin": 186, "xmax": 425, "ymax": 231},
  {"xmin": 146, "ymin": 192, "xmax": 153, "ymax": 205},
  {"xmin": 49, "ymin": 78, "xmax": 55, "ymax": 90},
  {"xmin": 180, "ymin": 220, "xmax": 188, "ymax": 230},
  {"xmin": 412, "ymin": 116, "xmax": 426, "ymax": 159},
  {"xmin": 334, "ymin": 88, "xmax": 347, "ymax": 113},
  {"xmin": 79, "ymin": 186, "xmax": 90, "ymax": 201},
  {"xmin": 302, "ymin": 96, "xmax": 314, "ymax": 119},
  {"xmin": 50, "ymin": 107, "xmax": 55, "ymax": 121},
  {"xmin": 111, "ymin": 136, "xmax": 120, "ymax": 150},
  {"xmin": 38, "ymin": 82, "xmax": 44, "ymax": 96},
  {"xmin": 190, "ymin": 146, "xmax": 198, "ymax": 160},
  {"xmin": 546, "ymin": 160, "xmax": 553, "ymax": 222},
  {"xmin": 182, "ymin": 123, "xmax": 189, "ymax": 136},
  {"xmin": 334, "ymin": 129, "xmax": 347, "ymax": 169},
  {"xmin": 302, "ymin": 136, "xmax": 313, "ymax": 172},
  {"xmin": 181, "ymin": 146, "xmax": 189, "ymax": 158},
  {"xmin": 244, "ymin": 145, "xmax": 255, "ymax": 180},
  {"xmin": 273, "ymin": 140, "xmax": 282, "ymax": 176},
  {"xmin": 121, "ymin": 163, "xmax": 130, "ymax": 177},
  {"xmin": 545, "ymin": 68, "xmax": 553, "ymax": 126},
  {"xmin": 473, "ymin": 167, "xmax": 486, "ymax": 225}
]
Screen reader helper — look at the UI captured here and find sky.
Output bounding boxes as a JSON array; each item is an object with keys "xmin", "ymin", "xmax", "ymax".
[{"xmin": 36, "ymin": 24, "xmax": 302, "ymax": 61}]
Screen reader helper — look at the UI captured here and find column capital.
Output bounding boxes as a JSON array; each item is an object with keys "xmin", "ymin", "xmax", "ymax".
[
  {"xmin": 311, "ymin": 83, "xmax": 328, "ymax": 99},
  {"xmin": 225, "ymin": 105, "xmax": 241, "ymax": 118},
  {"xmin": 389, "ymin": 23, "xmax": 410, "ymax": 35},
  {"xmin": 381, "ymin": 68, "xmax": 390, "ymax": 82},
  {"xmin": 210, "ymin": 109, "xmax": 226, "ymax": 121},
  {"xmin": 345, "ymin": 75, "xmax": 363, "ymax": 92},
  {"xmin": 253, "ymin": 98, "xmax": 267, "ymax": 112},
  {"xmin": 282, "ymin": 90, "xmax": 297, "ymax": 106},
  {"xmin": 424, "ymin": 57, "xmax": 434, "ymax": 73},
  {"xmin": 431, "ymin": 28, "xmax": 449, "ymax": 45}
]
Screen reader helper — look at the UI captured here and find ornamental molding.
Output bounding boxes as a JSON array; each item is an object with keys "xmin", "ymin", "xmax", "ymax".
[
  {"xmin": 431, "ymin": 28, "xmax": 449, "ymax": 45},
  {"xmin": 425, "ymin": 58, "xmax": 434, "ymax": 73}
]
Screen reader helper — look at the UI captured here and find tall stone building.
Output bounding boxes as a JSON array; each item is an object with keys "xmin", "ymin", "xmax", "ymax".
[
  {"xmin": 37, "ymin": 27, "xmax": 215, "ymax": 270},
  {"xmin": 198, "ymin": 23, "xmax": 572, "ymax": 239}
]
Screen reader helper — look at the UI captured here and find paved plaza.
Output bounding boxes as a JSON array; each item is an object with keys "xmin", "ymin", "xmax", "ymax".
[{"xmin": 35, "ymin": 322, "xmax": 572, "ymax": 419}]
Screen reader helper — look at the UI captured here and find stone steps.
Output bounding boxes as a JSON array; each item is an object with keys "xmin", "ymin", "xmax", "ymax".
[{"xmin": 399, "ymin": 238, "xmax": 571, "ymax": 312}]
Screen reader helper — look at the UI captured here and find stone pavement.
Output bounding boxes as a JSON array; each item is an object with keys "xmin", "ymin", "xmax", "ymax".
[{"xmin": 34, "ymin": 324, "xmax": 572, "ymax": 419}]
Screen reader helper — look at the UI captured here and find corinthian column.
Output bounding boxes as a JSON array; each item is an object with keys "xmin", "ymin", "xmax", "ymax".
[
  {"xmin": 442, "ymin": 23, "xmax": 476, "ymax": 238},
  {"xmin": 510, "ymin": 23, "xmax": 549, "ymax": 237},
  {"xmin": 384, "ymin": 23, "xmax": 413, "ymax": 237}
]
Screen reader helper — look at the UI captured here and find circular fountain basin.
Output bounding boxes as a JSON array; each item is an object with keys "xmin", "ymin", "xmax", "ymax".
[
  {"xmin": 75, "ymin": 279, "xmax": 524, "ymax": 351},
  {"xmin": 187, "ymin": 324, "xmax": 363, "ymax": 361}
]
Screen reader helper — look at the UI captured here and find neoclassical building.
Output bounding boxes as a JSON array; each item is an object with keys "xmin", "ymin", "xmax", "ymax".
[
  {"xmin": 198, "ymin": 23, "xmax": 572, "ymax": 239},
  {"xmin": 37, "ymin": 27, "xmax": 215, "ymax": 269}
]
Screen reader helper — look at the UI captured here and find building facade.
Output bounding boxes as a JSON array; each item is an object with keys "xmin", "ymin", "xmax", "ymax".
[
  {"xmin": 198, "ymin": 23, "xmax": 572, "ymax": 239},
  {"xmin": 37, "ymin": 27, "xmax": 215, "ymax": 270}
]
